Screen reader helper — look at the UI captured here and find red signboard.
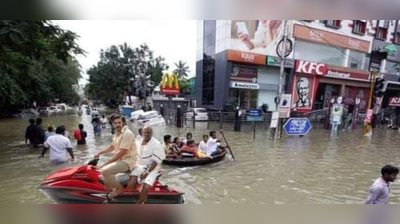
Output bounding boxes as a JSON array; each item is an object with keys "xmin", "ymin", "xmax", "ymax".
[
  {"xmin": 295, "ymin": 60, "xmax": 327, "ymax": 75},
  {"xmin": 295, "ymin": 60, "xmax": 370, "ymax": 82},
  {"xmin": 389, "ymin": 97, "xmax": 400, "ymax": 107}
]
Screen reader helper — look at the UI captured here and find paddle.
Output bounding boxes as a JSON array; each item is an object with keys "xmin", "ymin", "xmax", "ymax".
[{"xmin": 220, "ymin": 130, "xmax": 236, "ymax": 161}]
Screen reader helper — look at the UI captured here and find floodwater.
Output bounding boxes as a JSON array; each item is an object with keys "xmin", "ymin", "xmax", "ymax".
[{"xmin": 0, "ymin": 110, "xmax": 399, "ymax": 204}]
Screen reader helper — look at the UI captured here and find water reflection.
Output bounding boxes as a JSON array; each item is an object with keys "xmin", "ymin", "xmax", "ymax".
[{"xmin": 0, "ymin": 112, "xmax": 399, "ymax": 204}]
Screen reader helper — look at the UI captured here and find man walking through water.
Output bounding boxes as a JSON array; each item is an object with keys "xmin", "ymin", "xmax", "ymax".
[
  {"xmin": 94, "ymin": 115, "xmax": 138, "ymax": 201},
  {"xmin": 128, "ymin": 126, "xmax": 166, "ymax": 204},
  {"xmin": 366, "ymin": 165, "xmax": 399, "ymax": 204}
]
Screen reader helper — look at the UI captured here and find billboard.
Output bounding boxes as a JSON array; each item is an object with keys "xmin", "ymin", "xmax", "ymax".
[{"xmin": 230, "ymin": 20, "xmax": 293, "ymax": 57}]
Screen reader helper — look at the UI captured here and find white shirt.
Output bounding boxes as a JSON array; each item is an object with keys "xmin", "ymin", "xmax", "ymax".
[
  {"xmin": 44, "ymin": 134, "xmax": 72, "ymax": 163},
  {"xmin": 198, "ymin": 140, "xmax": 208, "ymax": 153},
  {"xmin": 138, "ymin": 137, "xmax": 166, "ymax": 167},
  {"xmin": 206, "ymin": 138, "xmax": 219, "ymax": 156},
  {"xmin": 366, "ymin": 177, "xmax": 392, "ymax": 204}
]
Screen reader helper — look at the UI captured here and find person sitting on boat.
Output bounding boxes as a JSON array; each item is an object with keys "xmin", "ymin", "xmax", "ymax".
[
  {"xmin": 173, "ymin": 137, "xmax": 184, "ymax": 149},
  {"xmin": 128, "ymin": 126, "xmax": 166, "ymax": 204},
  {"xmin": 183, "ymin": 132, "xmax": 194, "ymax": 145},
  {"xmin": 94, "ymin": 115, "xmax": 138, "ymax": 201},
  {"xmin": 198, "ymin": 134, "xmax": 209, "ymax": 154},
  {"xmin": 181, "ymin": 140, "xmax": 210, "ymax": 159},
  {"xmin": 206, "ymin": 131, "xmax": 223, "ymax": 157}
]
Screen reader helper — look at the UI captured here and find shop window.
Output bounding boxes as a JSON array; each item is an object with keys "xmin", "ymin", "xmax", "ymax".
[
  {"xmin": 385, "ymin": 61, "xmax": 400, "ymax": 75},
  {"xmin": 353, "ymin": 20, "xmax": 366, "ymax": 35},
  {"xmin": 348, "ymin": 50, "xmax": 368, "ymax": 70},
  {"xmin": 294, "ymin": 40, "xmax": 346, "ymax": 67},
  {"xmin": 376, "ymin": 20, "xmax": 389, "ymax": 40},
  {"xmin": 325, "ymin": 20, "xmax": 341, "ymax": 29},
  {"xmin": 394, "ymin": 20, "xmax": 400, "ymax": 45}
]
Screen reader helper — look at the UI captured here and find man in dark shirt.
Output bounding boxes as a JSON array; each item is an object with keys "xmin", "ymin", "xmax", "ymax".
[
  {"xmin": 77, "ymin": 124, "xmax": 87, "ymax": 145},
  {"xmin": 25, "ymin": 119, "xmax": 36, "ymax": 144},
  {"xmin": 31, "ymin": 118, "xmax": 45, "ymax": 147}
]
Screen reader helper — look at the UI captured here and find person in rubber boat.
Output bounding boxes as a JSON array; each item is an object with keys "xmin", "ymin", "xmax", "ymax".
[
  {"xmin": 183, "ymin": 132, "xmax": 194, "ymax": 145},
  {"xmin": 128, "ymin": 126, "xmax": 166, "ymax": 204},
  {"xmin": 181, "ymin": 140, "xmax": 211, "ymax": 159},
  {"xmin": 94, "ymin": 115, "xmax": 138, "ymax": 200},
  {"xmin": 206, "ymin": 131, "xmax": 223, "ymax": 157},
  {"xmin": 164, "ymin": 135, "xmax": 181, "ymax": 159}
]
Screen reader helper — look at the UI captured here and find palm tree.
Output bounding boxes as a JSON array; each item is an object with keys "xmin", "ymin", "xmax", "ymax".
[{"xmin": 173, "ymin": 60, "xmax": 190, "ymax": 79}]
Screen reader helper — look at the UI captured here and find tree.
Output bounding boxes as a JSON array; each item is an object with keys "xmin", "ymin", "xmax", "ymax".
[
  {"xmin": 86, "ymin": 43, "xmax": 165, "ymax": 107},
  {"xmin": 0, "ymin": 20, "xmax": 84, "ymax": 113},
  {"xmin": 173, "ymin": 60, "xmax": 190, "ymax": 79}
]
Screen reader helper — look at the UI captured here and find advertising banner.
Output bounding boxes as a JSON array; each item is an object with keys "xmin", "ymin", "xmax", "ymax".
[{"xmin": 230, "ymin": 20, "xmax": 294, "ymax": 57}]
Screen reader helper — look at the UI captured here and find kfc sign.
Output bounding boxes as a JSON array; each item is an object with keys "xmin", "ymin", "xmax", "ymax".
[
  {"xmin": 389, "ymin": 97, "xmax": 400, "ymax": 107},
  {"xmin": 295, "ymin": 60, "xmax": 327, "ymax": 75}
]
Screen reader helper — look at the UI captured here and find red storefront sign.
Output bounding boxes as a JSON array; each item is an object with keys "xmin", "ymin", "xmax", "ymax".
[
  {"xmin": 295, "ymin": 60, "xmax": 370, "ymax": 81},
  {"xmin": 389, "ymin": 97, "xmax": 400, "ymax": 107},
  {"xmin": 295, "ymin": 60, "xmax": 327, "ymax": 75}
]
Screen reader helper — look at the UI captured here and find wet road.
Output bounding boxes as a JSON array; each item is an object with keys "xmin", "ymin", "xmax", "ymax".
[{"xmin": 0, "ymin": 110, "xmax": 399, "ymax": 204}]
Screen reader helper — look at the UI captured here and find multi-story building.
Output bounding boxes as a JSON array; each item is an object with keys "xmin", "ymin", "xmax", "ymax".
[{"xmin": 196, "ymin": 20, "xmax": 400, "ymax": 114}]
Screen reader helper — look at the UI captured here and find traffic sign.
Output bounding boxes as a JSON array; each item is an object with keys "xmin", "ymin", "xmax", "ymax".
[
  {"xmin": 283, "ymin": 118, "xmax": 312, "ymax": 136},
  {"xmin": 247, "ymin": 109, "xmax": 264, "ymax": 121}
]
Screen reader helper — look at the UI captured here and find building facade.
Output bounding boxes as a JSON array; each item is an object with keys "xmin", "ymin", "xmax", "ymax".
[{"xmin": 196, "ymin": 20, "xmax": 400, "ymax": 113}]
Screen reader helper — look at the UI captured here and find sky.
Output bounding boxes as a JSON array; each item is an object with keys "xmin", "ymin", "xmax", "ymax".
[{"xmin": 54, "ymin": 20, "xmax": 197, "ymax": 85}]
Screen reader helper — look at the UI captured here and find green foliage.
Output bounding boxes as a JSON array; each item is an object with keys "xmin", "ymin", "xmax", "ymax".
[
  {"xmin": 86, "ymin": 43, "xmax": 168, "ymax": 106},
  {"xmin": 173, "ymin": 60, "xmax": 190, "ymax": 79},
  {"xmin": 0, "ymin": 20, "xmax": 84, "ymax": 112}
]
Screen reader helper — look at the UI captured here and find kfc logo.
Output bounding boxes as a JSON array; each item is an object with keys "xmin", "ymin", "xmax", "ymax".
[{"xmin": 295, "ymin": 61, "xmax": 327, "ymax": 75}]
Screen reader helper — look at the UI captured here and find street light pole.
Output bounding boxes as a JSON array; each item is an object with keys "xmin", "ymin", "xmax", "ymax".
[{"xmin": 275, "ymin": 20, "xmax": 289, "ymax": 139}]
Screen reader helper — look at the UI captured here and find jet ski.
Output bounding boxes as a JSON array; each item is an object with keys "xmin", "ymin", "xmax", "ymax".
[{"xmin": 38, "ymin": 159, "xmax": 184, "ymax": 204}]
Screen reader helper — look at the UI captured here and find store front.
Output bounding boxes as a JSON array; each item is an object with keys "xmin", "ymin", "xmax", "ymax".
[{"xmin": 292, "ymin": 60, "xmax": 371, "ymax": 114}]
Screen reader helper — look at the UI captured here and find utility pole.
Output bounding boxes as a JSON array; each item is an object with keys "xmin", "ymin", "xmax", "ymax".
[
  {"xmin": 275, "ymin": 20, "xmax": 289, "ymax": 139},
  {"xmin": 363, "ymin": 72, "xmax": 377, "ymax": 136}
]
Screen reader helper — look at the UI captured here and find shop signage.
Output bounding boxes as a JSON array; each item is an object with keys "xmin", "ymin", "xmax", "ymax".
[
  {"xmin": 283, "ymin": 118, "xmax": 312, "ymax": 136},
  {"xmin": 161, "ymin": 73, "xmax": 180, "ymax": 96},
  {"xmin": 296, "ymin": 60, "xmax": 370, "ymax": 81},
  {"xmin": 294, "ymin": 24, "xmax": 370, "ymax": 53},
  {"xmin": 295, "ymin": 60, "xmax": 327, "ymax": 75},
  {"xmin": 389, "ymin": 97, "xmax": 400, "ymax": 107},
  {"xmin": 231, "ymin": 66, "xmax": 258, "ymax": 83},
  {"xmin": 267, "ymin": 56, "xmax": 295, "ymax": 68},
  {"xmin": 227, "ymin": 50, "xmax": 266, "ymax": 65},
  {"xmin": 230, "ymin": 81, "xmax": 260, "ymax": 90}
]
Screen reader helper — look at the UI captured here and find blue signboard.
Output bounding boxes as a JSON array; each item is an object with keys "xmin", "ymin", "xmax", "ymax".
[
  {"xmin": 247, "ymin": 109, "xmax": 264, "ymax": 122},
  {"xmin": 283, "ymin": 118, "xmax": 312, "ymax": 136}
]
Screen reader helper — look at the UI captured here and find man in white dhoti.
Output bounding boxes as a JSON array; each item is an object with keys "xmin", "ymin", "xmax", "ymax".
[{"xmin": 127, "ymin": 126, "xmax": 166, "ymax": 204}]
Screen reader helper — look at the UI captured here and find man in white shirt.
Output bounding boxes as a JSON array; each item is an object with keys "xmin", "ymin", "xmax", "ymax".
[
  {"xmin": 128, "ymin": 126, "xmax": 166, "ymax": 204},
  {"xmin": 206, "ymin": 131, "xmax": 222, "ymax": 157},
  {"xmin": 39, "ymin": 126, "xmax": 74, "ymax": 163},
  {"xmin": 198, "ymin": 134, "xmax": 209, "ymax": 154},
  {"xmin": 366, "ymin": 165, "xmax": 399, "ymax": 204}
]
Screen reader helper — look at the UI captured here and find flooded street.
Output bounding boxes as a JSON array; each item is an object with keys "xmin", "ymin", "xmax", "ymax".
[{"xmin": 0, "ymin": 111, "xmax": 400, "ymax": 204}]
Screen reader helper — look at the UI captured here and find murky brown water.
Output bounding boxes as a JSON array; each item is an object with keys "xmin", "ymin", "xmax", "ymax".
[{"xmin": 0, "ymin": 110, "xmax": 399, "ymax": 204}]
